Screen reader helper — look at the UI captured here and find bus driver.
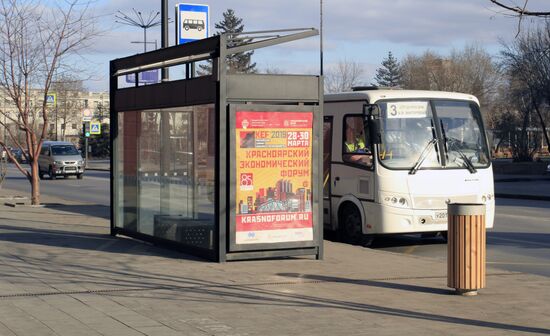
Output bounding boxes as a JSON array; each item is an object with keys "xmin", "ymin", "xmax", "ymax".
[{"xmin": 343, "ymin": 118, "xmax": 372, "ymax": 167}]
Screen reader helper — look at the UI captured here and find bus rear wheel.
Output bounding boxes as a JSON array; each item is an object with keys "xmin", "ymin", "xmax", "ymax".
[{"xmin": 339, "ymin": 204, "xmax": 373, "ymax": 246}]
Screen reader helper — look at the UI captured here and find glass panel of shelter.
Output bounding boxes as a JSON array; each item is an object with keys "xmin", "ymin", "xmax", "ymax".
[{"xmin": 116, "ymin": 105, "xmax": 216, "ymax": 251}]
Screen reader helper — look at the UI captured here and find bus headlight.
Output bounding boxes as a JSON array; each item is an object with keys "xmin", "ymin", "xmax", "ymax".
[{"xmin": 381, "ymin": 193, "xmax": 411, "ymax": 208}]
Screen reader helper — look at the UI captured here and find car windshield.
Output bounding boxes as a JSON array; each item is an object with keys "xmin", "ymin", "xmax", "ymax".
[
  {"xmin": 51, "ymin": 145, "xmax": 79, "ymax": 156},
  {"xmin": 377, "ymin": 99, "xmax": 489, "ymax": 170}
]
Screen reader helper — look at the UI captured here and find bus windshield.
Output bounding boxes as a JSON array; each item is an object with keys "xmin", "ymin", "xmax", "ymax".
[{"xmin": 377, "ymin": 99, "xmax": 489, "ymax": 171}]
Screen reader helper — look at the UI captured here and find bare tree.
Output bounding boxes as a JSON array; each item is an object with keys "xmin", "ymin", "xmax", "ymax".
[
  {"xmin": 500, "ymin": 22, "xmax": 550, "ymax": 159},
  {"xmin": 489, "ymin": 0, "xmax": 550, "ymax": 36},
  {"xmin": 489, "ymin": 0, "xmax": 550, "ymax": 17},
  {"xmin": 324, "ymin": 59, "xmax": 365, "ymax": 93},
  {"xmin": 0, "ymin": 0, "xmax": 97, "ymax": 204},
  {"xmin": 51, "ymin": 75, "xmax": 85, "ymax": 141},
  {"xmin": 262, "ymin": 66, "xmax": 285, "ymax": 75},
  {"xmin": 400, "ymin": 45, "xmax": 500, "ymax": 110}
]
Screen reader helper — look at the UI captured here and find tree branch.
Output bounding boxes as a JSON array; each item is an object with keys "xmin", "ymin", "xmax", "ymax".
[{"xmin": 489, "ymin": 0, "xmax": 550, "ymax": 16}]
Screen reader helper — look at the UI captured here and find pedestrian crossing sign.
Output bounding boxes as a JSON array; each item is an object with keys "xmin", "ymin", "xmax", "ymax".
[
  {"xmin": 90, "ymin": 122, "xmax": 101, "ymax": 135},
  {"xmin": 46, "ymin": 93, "xmax": 56, "ymax": 105}
]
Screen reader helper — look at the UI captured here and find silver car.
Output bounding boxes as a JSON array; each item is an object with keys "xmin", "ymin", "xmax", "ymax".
[{"xmin": 38, "ymin": 141, "xmax": 85, "ymax": 179}]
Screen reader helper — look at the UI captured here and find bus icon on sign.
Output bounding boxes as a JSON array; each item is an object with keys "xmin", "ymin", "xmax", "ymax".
[{"xmin": 183, "ymin": 19, "xmax": 204, "ymax": 31}]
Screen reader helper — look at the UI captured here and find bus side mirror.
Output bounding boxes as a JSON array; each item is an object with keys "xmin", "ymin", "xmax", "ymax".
[
  {"xmin": 369, "ymin": 119, "xmax": 382, "ymax": 144},
  {"xmin": 364, "ymin": 104, "xmax": 380, "ymax": 118},
  {"xmin": 363, "ymin": 104, "xmax": 382, "ymax": 144}
]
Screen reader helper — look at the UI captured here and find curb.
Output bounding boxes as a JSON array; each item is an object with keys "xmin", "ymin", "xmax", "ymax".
[
  {"xmin": 495, "ymin": 177, "xmax": 550, "ymax": 183},
  {"xmin": 496, "ymin": 193, "xmax": 550, "ymax": 202},
  {"xmin": 86, "ymin": 168, "xmax": 110, "ymax": 172}
]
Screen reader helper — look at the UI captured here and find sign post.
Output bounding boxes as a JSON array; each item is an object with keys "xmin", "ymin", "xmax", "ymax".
[
  {"xmin": 82, "ymin": 109, "xmax": 93, "ymax": 168},
  {"xmin": 82, "ymin": 122, "xmax": 90, "ymax": 168},
  {"xmin": 46, "ymin": 94, "xmax": 57, "ymax": 140}
]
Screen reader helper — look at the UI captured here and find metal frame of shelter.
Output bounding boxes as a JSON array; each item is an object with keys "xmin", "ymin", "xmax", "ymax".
[{"xmin": 110, "ymin": 28, "xmax": 323, "ymax": 262}]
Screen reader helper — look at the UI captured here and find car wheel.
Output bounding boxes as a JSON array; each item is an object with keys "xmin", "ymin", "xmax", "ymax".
[
  {"xmin": 39, "ymin": 171, "xmax": 44, "ymax": 180},
  {"xmin": 77, "ymin": 174, "xmax": 83, "ymax": 180},
  {"xmin": 339, "ymin": 204, "xmax": 372, "ymax": 246},
  {"xmin": 184, "ymin": 26, "xmax": 189, "ymax": 30},
  {"xmin": 197, "ymin": 26, "xmax": 202, "ymax": 31},
  {"xmin": 48, "ymin": 167, "xmax": 56, "ymax": 180}
]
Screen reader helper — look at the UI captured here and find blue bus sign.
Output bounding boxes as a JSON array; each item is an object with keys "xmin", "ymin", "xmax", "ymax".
[
  {"xmin": 176, "ymin": 3, "xmax": 209, "ymax": 45},
  {"xmin": 125, "ymin": 70, "xmax": 159, "ymax": 84}
]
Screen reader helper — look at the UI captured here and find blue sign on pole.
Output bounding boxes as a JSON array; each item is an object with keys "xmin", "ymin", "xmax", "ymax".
[
  {"xmin": 176, "ymin": 3, "xmax": 209, "ymax": 45},
  {"xmin": 125, "ymin": 70, "xmax": 159, "ymax": 84}
]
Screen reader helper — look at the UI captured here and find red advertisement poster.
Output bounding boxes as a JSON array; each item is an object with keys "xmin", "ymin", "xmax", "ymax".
[{"xmin": 235, "ymin": 111, "xmax": 314, "ymax": 244}]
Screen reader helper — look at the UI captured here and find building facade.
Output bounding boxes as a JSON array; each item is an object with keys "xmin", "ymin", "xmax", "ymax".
[{"xmin": 1, "ymin": 89, "xmax": 109, "ymax": 148}]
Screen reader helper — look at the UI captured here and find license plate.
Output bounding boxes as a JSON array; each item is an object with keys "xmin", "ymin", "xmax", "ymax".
[
  {"xmin": 434, "ymin": 211, "xmax": 447, "ymax": 220},
  {"xmin": 65, "ymin": 167, "xmax": 76, "ymax": 171}
]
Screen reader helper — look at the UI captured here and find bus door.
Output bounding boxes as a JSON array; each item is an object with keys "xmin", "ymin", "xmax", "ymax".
[{"xmin": 323, "ymin": 116, "xmax": 333, "ymax": 227}]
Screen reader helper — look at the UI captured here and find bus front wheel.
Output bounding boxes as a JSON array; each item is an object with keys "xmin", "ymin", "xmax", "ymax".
[{"xmin": 339, "ymin": 204, "xmax": 373, "ymax": 246}]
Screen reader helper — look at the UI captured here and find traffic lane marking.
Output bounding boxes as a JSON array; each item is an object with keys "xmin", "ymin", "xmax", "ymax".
[
  {"xmin": 487, "ymin": 261, "xmax": 550, "ymax": 266},
  {"xmin": 487, "ymin": 235, "xmax": 550, "ymax": 248},
  {"xmin": 497, "ymin": 212, "xmax": 550, "ymax": 223}
]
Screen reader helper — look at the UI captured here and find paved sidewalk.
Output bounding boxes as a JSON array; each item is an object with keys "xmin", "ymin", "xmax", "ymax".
[
  {"xmin": 86, "ymin": 159, "xmax": 109, "ymax": 171},
  {"xmin": 0, "ymin": 189, "xmax": 549, "ymax": 335}
]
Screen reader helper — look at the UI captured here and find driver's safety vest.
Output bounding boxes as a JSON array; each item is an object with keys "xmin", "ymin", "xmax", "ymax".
[{"xmin": 345, "ymin": 138, "xmax": 366, "ymax": 152}]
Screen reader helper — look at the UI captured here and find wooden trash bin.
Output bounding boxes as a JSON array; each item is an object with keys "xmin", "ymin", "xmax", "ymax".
[{"xmin": 447, "ymin": 203, "xmax": 486, "ymax": 296}]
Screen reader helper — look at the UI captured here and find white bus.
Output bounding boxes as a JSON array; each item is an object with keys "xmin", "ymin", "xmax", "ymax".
[{"xmin": 323, "ymin": 88, "xmax": 494, "ymax": 245}]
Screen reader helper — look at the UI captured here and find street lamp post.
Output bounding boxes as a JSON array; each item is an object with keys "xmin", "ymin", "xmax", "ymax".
[
  {"xmin": 55, "ymin": 98, "xmax": 58, "ymax": 141},
  {"xmin": 161, "ymin": 0, "xmax": 169, "ymax": 81},
  {"xmin": 115, "ymin": 9, "xmax": 161, "ymax": 53},
  {"xmin": 3, "ymin": 100, "xmax": 6, "ymax": 146},
  {"xmin": 320, "ymin": 0, "xmax": 324, "ymax": 76}
]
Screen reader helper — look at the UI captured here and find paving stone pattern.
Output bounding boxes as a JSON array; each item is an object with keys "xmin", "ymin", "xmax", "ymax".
[{"xmin": 0, "ymin": 189, "xmax": 549, "ymax": 335}]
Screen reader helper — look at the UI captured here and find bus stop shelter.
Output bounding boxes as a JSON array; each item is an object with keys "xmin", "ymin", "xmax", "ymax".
[{"xmin": 109, "ymin": 29, "xmax": 323, "ymax": 261}]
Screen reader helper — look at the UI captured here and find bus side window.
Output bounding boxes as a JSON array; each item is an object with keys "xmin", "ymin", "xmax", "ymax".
[{"xmin": 342, "ymin": 115, "xmax": 373, "ymax": 168}]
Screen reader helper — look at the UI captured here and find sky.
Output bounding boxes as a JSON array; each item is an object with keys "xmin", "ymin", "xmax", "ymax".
[{"xmin": 79, "ymin": 0, "xmax": 548, "ymax": 91}]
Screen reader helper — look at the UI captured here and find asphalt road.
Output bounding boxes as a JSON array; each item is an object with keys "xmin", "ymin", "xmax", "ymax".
[
  {"xmin": 3, "ymin": 163, "xmax": 549, "ymax": 277},
  {"xmin": 2, "ymin": 164, "xmax": 110, "ymax": 206},
  {"xmin": 371, "ymin": 198, "xmax": 550, "ymax": 278}
]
